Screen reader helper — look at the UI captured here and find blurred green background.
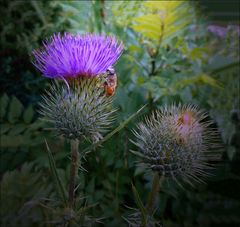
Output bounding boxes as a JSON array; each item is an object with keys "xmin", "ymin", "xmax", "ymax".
[{"xmin": 0, "ymin": 0, "xmax": 239, "ymax": 226}]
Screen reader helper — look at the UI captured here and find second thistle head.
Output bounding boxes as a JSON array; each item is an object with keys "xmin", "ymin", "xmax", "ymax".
[{"xmin": 132, "ymin": 104, "xmax": 221, "ymax": 186}]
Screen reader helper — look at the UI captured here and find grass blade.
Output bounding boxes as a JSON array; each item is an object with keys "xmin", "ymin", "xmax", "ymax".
[
  {"xmin": 45, "ymin": 139, "xmax": 67, "ymax": 205},
  {"xmin": 131, "ymin": 183, "xmax": 147, "ymax": 227},
  {"xmin": 84, "ymin": 104, "xmax": 147, "ymax": 155}
]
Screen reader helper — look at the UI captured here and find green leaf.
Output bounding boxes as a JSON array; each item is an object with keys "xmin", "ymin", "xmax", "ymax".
[
  {"xmin": 8, "ymin": 124, "xmax": 25, "ymax": 136},
  {"xmin": 132, "ymin": 14, "xmax": 162, "ymax": 40},
  {"xmin": 110, "ymin": 1, "xmax": 144, "ymax": 27},
  {"xmin": 0, "ymin": 124, "xmax": 12, "ymax": 135},
  {"xmin": 198, "ymin": 74, "xmax": 223, "ymax": 88},
  {"xmin": 174, "ymin": 74, "xmax": 223, "ymax": 90},
  {"xmin": 45, "ymin": 140, "xmax": 67, "ymax": 205},
  {"xmin": 131, "ymin": 183, "xmax": 147, "ymax": 226},
  {"xmin": 8, "ymin": 96, "xmax": 23, "ymax": 123},
  {"xmin": 187, "ymin": 47, "xmax": 210, "ymax": 61},
  {"xmin": 210, "ymin": 61, "xmax": 240, "ymax": 75},
  {"xmin": 23, "ymin": 105, "xmax": 34, "ymax": 124},
  {"xmin": 0, "ymin": 135, "xmax": 24, "ymax": 147},
  {"xmin": 133, "ymin": 25, "xmax": 160, "ymax": 40},
  {"xmin": 0, "ymin": 94, "xmax": 9, "ymax": 120}
]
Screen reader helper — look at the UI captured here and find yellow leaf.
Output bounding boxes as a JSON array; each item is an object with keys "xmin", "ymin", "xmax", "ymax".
[
  {"xmin": 198, "ymin": 74, "xmax": 223, "ymax": 88},
  {"xmin": 131, "ymin": 24, "xmax": 161, "ymax": 41},
  {"xmin": 132, "ymin": 1, "xmax": 195, "ymax": 43}
]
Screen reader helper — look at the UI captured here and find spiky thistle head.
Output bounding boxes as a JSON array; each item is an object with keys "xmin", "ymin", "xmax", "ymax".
[
  {"xmin": 39, "ymin": 76, "xmax": 115, "ymax": 142},
  {"xmin": 32, "ymin": 33, "xmax": 123, "ymax": 79},
  {"xmin": 132, "ymin": 104, "xmax": 221, "ymax": 186}
]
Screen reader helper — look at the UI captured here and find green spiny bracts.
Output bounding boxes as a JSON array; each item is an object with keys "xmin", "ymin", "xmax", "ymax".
[
  {"xmin": 132, "ymin": 104, "xmax": 221, "ymax": 186},
  {"xmin": 39, "ymin": 76, "xmax": 115, "ymax": 142}
]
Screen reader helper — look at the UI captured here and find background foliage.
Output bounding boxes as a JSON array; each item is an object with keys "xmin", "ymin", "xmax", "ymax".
[{"xmin": 0, "ymin": 0, "xmax": 239, "ymax": 226}]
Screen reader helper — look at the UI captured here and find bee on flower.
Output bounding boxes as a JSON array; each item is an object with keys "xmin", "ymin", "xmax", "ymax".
[
  {"xmin": 32, "ymin": 33, "xmax": 124, "ymax": 141},
  {"xmin": 104, "ymin": 66, "xmax": 118, "ymax": 96}
]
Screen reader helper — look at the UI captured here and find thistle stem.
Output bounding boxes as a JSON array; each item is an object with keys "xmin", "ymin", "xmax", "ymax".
[
  {"xmin": 68, "ymin": 139, "xmax": 80, "ymax": 208},
  {"xmin": 146, "ymin": 173, "xmax": 163, "ymax": 214}
]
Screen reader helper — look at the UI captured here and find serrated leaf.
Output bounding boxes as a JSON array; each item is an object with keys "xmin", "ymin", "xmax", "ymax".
[
  {"xmin": 134, "ymin": 14, "xmax": 162, "ymax": 32},
  {"xmin": 0, "ymin": 93, "xmax": 9, "ymax": 120},
  {"xmin": 132, "ymin": 22, "xmax": 161, "ymax": 41},
  {"xmin": 23, "ymin": 105, "xmax": 34, "ymax": 124},
  {"xmin": 0, "ymin": 124, "xmax": 12, "ymax": 135},
  {"xmin": 8, "ymin": 124, "xmax": 25, "ymax": 136},
  {"xmin": 8, "ymin": 96, "xmax": 23, "ymax": 123},
  {"xmin": 0, "ymin": 135, "xmax": 24, "ymax": 147},
  {"xmin": 132, "ymin": 1, "xmax": 194, "ymax": 44}
]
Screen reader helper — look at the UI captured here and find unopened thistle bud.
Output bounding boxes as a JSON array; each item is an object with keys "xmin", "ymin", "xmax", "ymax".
[
  {"xmin": 132, "ymin": 104, "xmax": 221, "ymax": 186},
  {"xmin": 32, "ymin": 33, "xmax": 124, "ymax": 142},
  {"xmin": 39, "ymin": 77, "xmax": 115, "ymax": 141}
]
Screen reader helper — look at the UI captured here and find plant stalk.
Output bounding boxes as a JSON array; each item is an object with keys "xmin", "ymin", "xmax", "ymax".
[
  {"xmin": 146, "ymin": 173, "xmax": 163, "ymax": 214},
  {"xmin": 68, "ymin": 139, "xmax": 80, "ymax": 208}
]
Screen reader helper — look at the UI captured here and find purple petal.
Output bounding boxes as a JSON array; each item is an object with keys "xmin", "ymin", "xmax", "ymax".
[
  {"xmin": 207, "ymin": 25, "xmax": 227, "ymax": 38},
  {"xmin": 32, "ymin": 33, "xmax": 124, "ymax": 79}
]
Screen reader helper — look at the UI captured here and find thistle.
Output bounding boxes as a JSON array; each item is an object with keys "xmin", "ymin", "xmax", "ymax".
[
  {"xmin": 32, "ymin": 33, "xmax": 123, "ymax": 211},
  {"xmin": 132, "ymin": 104, "xmax": 221, "ymax": 186},
  {"xmin": 32, "ymin": 33, "xmax": 123, "ymax": 142}
]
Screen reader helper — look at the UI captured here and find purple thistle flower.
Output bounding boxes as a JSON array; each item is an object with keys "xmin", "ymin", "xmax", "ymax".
[
  {"xmin": 207, "ymin": 25, "xmax": 227, "ymax": 38},
  {"xmin": 32, "ymin": 33, "xmax": 124, "ymax": 79}
]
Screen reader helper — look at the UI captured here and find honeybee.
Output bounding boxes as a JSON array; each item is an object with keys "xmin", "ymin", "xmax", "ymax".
[{"xmin": 104, "ymin": 66, "xmax": 117, "ymax": 96}]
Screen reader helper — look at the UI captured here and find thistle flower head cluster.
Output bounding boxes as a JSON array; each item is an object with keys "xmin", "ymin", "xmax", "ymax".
[
  {"xmin": 32, "ymin": 33, "xmax": 123, "ymax": 142},
  {"xmin": 132, "ymin": 104, "xmax": 220, "ymax": 185}
]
